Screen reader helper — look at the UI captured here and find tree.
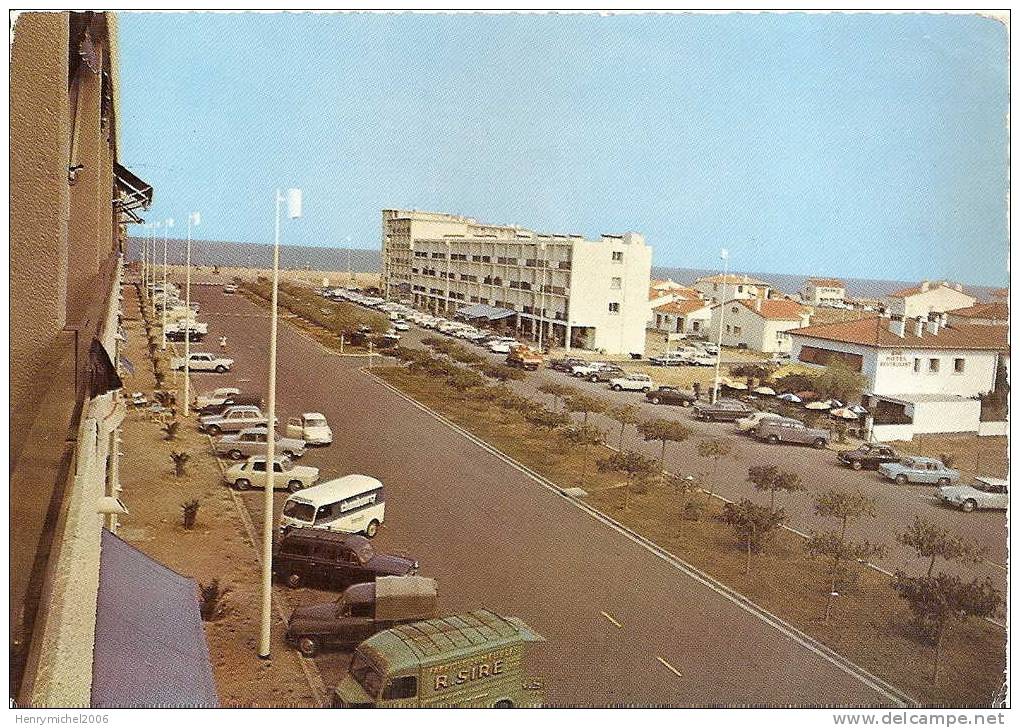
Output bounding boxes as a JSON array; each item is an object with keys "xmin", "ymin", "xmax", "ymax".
[
  {"xmin": 805, "ymin": 489, "xmax": 885, "ymax": 623},
  {"xmin": 481, "ymin": 363, "xmax": 524, "ymax": 382},
  {"xmin": 747, "ymin": 464, "xmax": 804, "ymax": 512},
  {"xmin": 445, "ymin": 367, "xmax": 486, "ymax": 395},
  {"xmin": 450, "ymin": 348, "xmax": 483, "ymax": 365},
  {"xmin": 663, "ymin": 472, "xmax": 701, "ymax": 535},
  {"xmin": 893, "ymin": 572, "xmax": 1001, "ymax": 683},
  {"xmin": 161, "ymin": 420, "xmax": 181, "ymax": 441},
  {"xmin": 538, "ymin": 382, "xmax": 573, "ymax": 411},
  {"xmin": 606, "ymin": 403, "xmax": 641, "ymax": 449},
  {"xmin": 720, "ymin": 499, "xmax": 786, "ymax": 575},
  {"xmin": 561, "ymin": 424, "xmax": 606, "ymax": 488},
  {"xmin": 565, "ymin": 393, "xmax": 607, "ymax": 427},
  {"xmin": 596, "ymin": 450, "xmax": 657, "ymax": 511},
  {"xmin": 170, "ymin": 450, "xmax": 191, "ymax": 478},
  {"xmin": 636, "ymin": 418, "xmax": 693, "ymax": 472},
  {"xmin": 696, "ymin": 438, "xmax": 733, "ymax": 501},
  {"xmin": 524, "ymin": 407, "xmax": 570, "ymax": 431},
  {"xmin": 813, "ymin": 358, "xmax": 868, "ymax": 404},
  {"xmin": 898, "ymin": 516, "xmax": 982, "ymax": 578}
]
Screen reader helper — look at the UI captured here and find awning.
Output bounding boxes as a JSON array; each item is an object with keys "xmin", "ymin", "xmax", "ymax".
[
  {"xmin": 113, "ymin": 162, "xmax": 154, "ymax": 212},
  {"xmin": 91, "ymin": 529, "xmax": 218, "ymax": 708},
  {"xmin": 485, "ymin": 308, "xmax": 516, "ymax": 321},
  {"xmin": 455, "ymin": 303, "xmax": 516, "ymax": 321}
]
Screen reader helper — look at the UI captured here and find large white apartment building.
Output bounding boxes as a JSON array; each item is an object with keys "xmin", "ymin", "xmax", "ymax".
[{"xmin": 382, "ymin": 210, "xmax": 652, "ymax": 355}]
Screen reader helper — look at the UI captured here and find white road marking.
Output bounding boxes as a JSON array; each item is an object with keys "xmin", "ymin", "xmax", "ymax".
[
  {"xmin": 600, "ymin": 611, "xmax": 623, "ymax": 629},
  {"xmin": 656, "ymin": 656, "xmax": 683, "ymax": 678}
]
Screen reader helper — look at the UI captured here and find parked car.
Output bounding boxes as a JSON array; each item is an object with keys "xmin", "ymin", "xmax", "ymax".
[
  {"xmin": 488, "ymin": 339, "xmax": 518, "ymax": 354},
  {"xmin": 693, "ymin": 398, "xmax": 755, "ymax": 422},
  {"xmin": 286, "ymin": 412, "xmax": 333, "ymax": 445},
  {"xmin": 754, "ymin": 419, "xmax": 830, "ymax": 449},
  {"xmin": 194, "ymin": 386, "xmax": 241, "ymax": 410},
  {"xmin": 392, "ymin": 321, "xmax": 410, "ymax": 332},
  {"xmin": 734, "ymin": 410, "xmax": 785, "ymax": 434},
  {"xmin": 197, "ymin": 392, "xmax": 264, "ymax": 417},
  {"xmin": 548, "ymin": 357, "xmax": 586, "ymax": 372},
  {"xmin": 164, "ymin": 325, "xmax": 206, "ymax": 343},
  {"xmin": 937, "ymin": 477, "xmax": 1008, "ymax": 512},
  {"xmin": 199, "ymin": 405, "xmax": 271, "ymax": 436},
  {"xmin": 649, "ymin": 352, "xmax": 690, "ymax": 367},
  {"xmin": 223, "ymin": 284, "xmax": 238, "ymax": 294},
  {"xmin": 879, "ymin": 457, "xmax": 960, "ymax": 486},
  {"xmin": 585, "ymin": 365, "xmax": 626, "ymax": 383},
  {"xmin": 272, "ymin": 528, "xmax": 418, "ymax": 591},
  {"xmin": 506, "ymin": 345, "xmax": 542, "ymax": 371},
  {"xmin": 223, "ymin": 455, "xmax": 319, "ymax": 492},
  {"xmin": 645, "ymin": 386, "xmax": 697, "ymax": 407},
  {"xmin": 285, "ymin": 576, "xmax": 439, "ymax": 656},
  {"xmin": 570, "ymin": 361, "xmax": 611, "ymax": 377},
  {"xmin": 214, "ymin": 426, "xmax": 306, "ymax": 459},
  {"xmin": 687, "ymin": 351, "xmax": 718, "ymax": 367},
  {"xmin": 171, "ymin": 352, "xmax": 234, "ymax": 373},
  {"xmin": 609, "ymin": 373, "xmax": 654, "ymax": 392},
  {"xmin": 836, "ymin": 443, "xmax": 901, "ymax": 471}
]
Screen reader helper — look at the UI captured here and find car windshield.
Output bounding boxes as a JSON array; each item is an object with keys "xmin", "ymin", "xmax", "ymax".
[
  {"xmin": 282, "ymin": 500, "xmax": 314, "ymax": 522},
  {"xmin": 349, "ymin": 651, "xmax": 385, "ymax": 699}
]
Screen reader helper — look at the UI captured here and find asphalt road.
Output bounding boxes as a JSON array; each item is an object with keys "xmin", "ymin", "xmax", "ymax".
[{"xmin": 186, "ymin": 282, "xmax": 905, "ymax": 707}]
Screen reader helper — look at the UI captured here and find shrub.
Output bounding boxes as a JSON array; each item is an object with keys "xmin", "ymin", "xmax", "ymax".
[
  {"xmin": 170, "ymin": 450, "xmax": 191, "ymax": 478},
  {"xmin": 182, "ymin": 498, "xmax": 199, "ymax": 529},
  {"xmin": 199, "ymin": 579, "xmax": 226, "ymax": 621}
]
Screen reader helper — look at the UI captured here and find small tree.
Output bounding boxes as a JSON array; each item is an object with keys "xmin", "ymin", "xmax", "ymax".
[
  {"xmin": 161, "ymin": 420, "xmax": 181, "ymax": 441},
  {"xmin": 565, "ymin": 393, "xmax": 607, "ymax": 427},
  {"xmin": 747, "ymin": 464, "xmax": 803, "ymax": 512},
  {"xmin": 560, "ymin": 423, "xmax": 605, "ymax": 488},
  {"xmin": 181, "ymin": 498, "xmax": 200, "ymax": 529},
  {"xmin": 450, "ymin": 348, "xmax": 483, "ymax": 365},
  {"xmin": 664, "ymin": 472, "xmax": 701, "ymax": 535},
  {"xmin": 524, "ymin": 407, "xmax": 570, "ymax": 431},
  {"xmin": 636, "ymin": 418, "xmax": 693, "ymax": 472},
  {"xmin": 481, "ymin": 363, "xmax": 524, "ymax": 382},
  {"xmin": 537, "ymin": 382, "xmax": 572, "ymax": 410},
  {"xmin": 806, "ymin": 489, "xmax": 884, "ymax": 623},
  {"xmin": 170, "ymin": 450, "xmax": 191, "ymax": 478},
  {"xmin": 696, "ymin": 438, "xmax": 733, "ymax": 501},
  {"xmin": 893, "ymin": 572, "xmax": 1001, "ymax": 683},
  {"xmin": 199, "ymin": 579, "xmax": 225, "ymax": 620},
  {"xmin": 607, "ymin": 403, "xmax": 641, "ymax": 449},
  {"xmin": 813, "ymin": 358, "xmax": 867, "ymax": 405},
  {"xmin": 720, "ymin": 499, "xmax": 786, "ymax": 575},
  {"xmin": 596, "ymin": 450, "xmax": 657, "ymax": 511},
  {"xmin": 898, "ymin": 516, "xmax": 981, "ymax": 578},
  {"xmin": 445, "ymin": 367, "xmax": 486, "ymax": 396}
]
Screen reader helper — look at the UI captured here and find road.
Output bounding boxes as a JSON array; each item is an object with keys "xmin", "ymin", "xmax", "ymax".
[{"xmin": 186, "ymin": 282, "xmax": 905, "ymax": 706}]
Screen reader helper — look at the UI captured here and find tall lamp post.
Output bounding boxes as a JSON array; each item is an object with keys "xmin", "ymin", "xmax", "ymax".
[
  {"xmin": 711, "ymin": 248, "xmax": 729, "ymax": 403},
  {"xmin": 161, "ymin": 218, "xmax": 174, "ymax": 349},
  {"xmin": 141, "ymin": 224, "xmax": 148, "ymax": 292},
  {"xmin": 259, "ymin": 187, "xmax": 302, "ymax": 660},
  {"xmin": 150, "ymin": 221, "xmax": 160, "ymax": 315},
  {"xmin": 183, "ymin": 212, "xmax": 200, "ymax": 416}
]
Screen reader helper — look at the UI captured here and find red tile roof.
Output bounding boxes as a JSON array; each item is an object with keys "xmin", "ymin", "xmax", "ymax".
[
  {"xmin": 807, "ymin": 278, "xmax": 844, "ymax": 287},
  {"xmin": 734, "ymin": 298, "xmax": 810, "ymax": 320},
  {"xmin": 949, "ymin": 302, "xmax": 1008, "ymax": 321},
  {"xmin": 656, "ymin": 299, "xmax": 711, "ymax": 315},
  {"xmin": 696, "ymin": 273, "xmax": 770, "ymax": 286},
  {"xmin": 887, "ymin": 281, "xmax": 970, "ymax": 298},
  {"xmin": 788, "ymin": 317, "xmax": 1007, "ymax": 350}
]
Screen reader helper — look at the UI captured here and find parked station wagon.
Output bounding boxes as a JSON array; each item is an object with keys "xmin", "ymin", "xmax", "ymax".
[
  {"xmin": 223, "ymin": 455, "xmax": 319, "ymax": 492},
  {"xmin": 609, "ymin": 373, "xmax": 654, "ymax": 392},
  {"xmin": 754, "ymin": 419, "xmax": 829, "ymax": 449},
  {"xmin": 199, "ymin": 405, "xmax": 270, "ymax": 435},
  {"xmin": 938, "ymin": 478, "xmax": 1008, "ymax": 512},
  {"xmin": 879, "ymin": 456, "xmax": 960, "ymax": 486},
  {"xmin": 645, "ymin": 386, "xmax": 697, "ymax": 407},
  {"xmin": 837, "ymin": 443, "xmax": 901, "ymax": 471},
  {"xmin": 170, "ymin": 351, "xmax": 233, "ymax": 373},
  {"xmin": 272, "ymin": 528, "xmax": 418, "ymax": 591},
  {"xmin": 692, "ymin": 398, "xmax": 755, "ymax": 422},
  {"xmin": 214, "ymin": 426, "xmax": 305, "ymax": 460}
]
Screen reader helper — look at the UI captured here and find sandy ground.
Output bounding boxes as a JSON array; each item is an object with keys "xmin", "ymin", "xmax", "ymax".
[
  {"xmin": 116, "ymin": 280, "xmax": 321, "ymax": 707},
  {"xmin": 139, "ymin": 262, "xmax": 381, "ymax": 290}
]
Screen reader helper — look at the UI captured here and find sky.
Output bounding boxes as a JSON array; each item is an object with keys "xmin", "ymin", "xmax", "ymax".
[{"xmin": 116, "ymin": 12, "xmax": 1008, "ymax": 286}]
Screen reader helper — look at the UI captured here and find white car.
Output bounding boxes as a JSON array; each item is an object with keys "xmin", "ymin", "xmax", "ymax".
[
  {"xmin": 687, "ymin": 352, "xmax": 718, "ymax": 367},
  {"xmin": 223, "ymin": 284, "xmax": 238, "ymax": 294},
  {"xmin": 195, "ymin": 386, "xmax": 241, "ymax": 410},
  {"xmin": 392, "ymin": 321, "xmax": 410, "ymax": 331},
  {"xmin": 609, "ymin": 373, "xmax": 654, "ymax": 392},
  {"xmin": 488, "ymin": 339, "xmax": 518, "ymax": 354},
  {"xmin": 171, "ymin": 352, "xmax": 234, "ymax": 373},
  {"xmin": 734, "ymin": 410, "xmax": 785, "ymax": 433},
  {"xmin": 938, "ymin": 478, "xmax": 1008, "ymax": 512},
  {"xmin": 287, "ymin": 412, "xmax": 334, "ymax": 445},
  {"xmin": 223, "ymin": 456, "xmax": 319, "ymax": 493},
  {"xmin": 571, "ymin": 361, "xmax": 612, "ymax": 377}
]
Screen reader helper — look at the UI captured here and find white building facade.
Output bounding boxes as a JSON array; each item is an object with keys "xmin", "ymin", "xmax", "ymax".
[
  {"xmin": 694, "ymin": 274, "xmax": 771, "ymax": 304},
  {"xmin": 801, "ymin": 278, "xmax": 846, "ymax": 305},
  {"xmin": 707, "ymin": 298, "xmax": 811, "ymax": 353},
  {"xmin": 884, "ymin": 280, "xmax": 977, "ymax": 318},
  {"xmin": 382, "ymin": 210, "xmax": 652, "ymax": 355}
]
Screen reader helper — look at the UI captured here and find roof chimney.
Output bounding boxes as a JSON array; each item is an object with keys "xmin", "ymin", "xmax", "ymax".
[
  {"xmin": 925, "ymin": 317, "xmax": 939, "ymax": 335},
  {"xmin": 920, "ymin": 280, "xmax": 930, "ymax": 292},
  {"xmin": 913, "ymin": 317, "xmax": 925, "ymax": 338},
  {"xmin": 754, "ymin": 298, "xmax": 762, "ymax": 312},
  {"xmin": 888, "ymin": 317, "xmax": 906, "ymax": 337}
]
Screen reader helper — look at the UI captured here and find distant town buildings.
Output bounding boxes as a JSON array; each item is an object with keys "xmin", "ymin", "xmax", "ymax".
[
  {"xmin": 884, "ymin": 280, "xmax": 977, "ymax": 318},
  {"xmin": 708, "ymin": 298, "xmax": 812, "ymax": 354},
  {"xmin": 947, "ymin": 301, "xmax": 1009, "ymax": 327},
  {"xmin": 382, "ymin": 210, "xmax": 652, "ymax": 355},
  {"xmin": 788, "ymin": 314, "xmax": 1007, "ymax": 441},
  {"xmin": 693, "ymin": 273, "xmax": 771, "ymax": 304},
  {"xmin": 800, "ymin": 277, "xmax": 846, "ymax": 306},
  {"xmin": 652, "ymin": 298, "xmax": 714, "ymax": 336}
]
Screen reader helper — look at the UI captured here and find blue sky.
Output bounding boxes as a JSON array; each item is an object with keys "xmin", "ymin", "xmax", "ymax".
[{"xmin": 117, "ymin": 12, "xmax": 1008, "ymax": 286}]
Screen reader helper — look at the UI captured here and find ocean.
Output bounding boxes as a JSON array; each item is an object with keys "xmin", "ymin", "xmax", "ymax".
[{"xmin": 126, "ymin": 238, "xmax": 1002, "ymax": 302}]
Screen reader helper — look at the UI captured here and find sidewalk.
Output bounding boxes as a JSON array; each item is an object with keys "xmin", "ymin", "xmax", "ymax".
[{"xmin": 116, "ymin": 280, "xmax": 321, "ymax": 707}]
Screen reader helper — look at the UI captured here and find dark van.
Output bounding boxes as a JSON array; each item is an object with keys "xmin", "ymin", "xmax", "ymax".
[{"xmin": 272, "ymin": 527, "xmax": 418, "ymax": 591}]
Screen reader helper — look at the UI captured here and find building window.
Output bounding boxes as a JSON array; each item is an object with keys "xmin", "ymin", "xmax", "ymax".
[
  {"xmin": 954, "ymin": 358, "xmax": 965, "ymax": 374},
  {"xmin": 726, "ymin": 325, "xmax": 731, "ymax": 334},
  {"xmin": 608, "ymin": 302, "xmax": 620, "ymax": 314},
  {"xmin": 737, "ymin": 285, "xmax": 743, "ymax": 293},
  {"xmin": 731, "ymin": 307, "xmax": 739, "ymax": 314},
  {"xmin": 929, "ymin": 358, "xmax": 940, "ymax": 373},
  {"xmin": 913, "ymin": 358, "xmax": 921, "ymax": 373},
  {"xmin": 611, "ymin": 251, "xmax": 623, "ymax": 263},
  {"xmin": 611, "ymin": 277, "xmax": 622, "ymax": 289},
  {"xmin": 733, "ymin": 326, "xmax": 742, "ymax": 336}
]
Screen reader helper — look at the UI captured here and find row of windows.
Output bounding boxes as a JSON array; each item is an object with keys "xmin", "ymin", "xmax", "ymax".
[
  {"xmin": 914, "ymin": 357, "xmax": 965, "ymax": 374},
  {"xmin": 411, "ymin": 252, "xmax": 574, "ymax": 269}
]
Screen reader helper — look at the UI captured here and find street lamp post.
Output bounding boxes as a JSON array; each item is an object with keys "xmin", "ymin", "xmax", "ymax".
[
  {"xmin": 259, "ymin": 188, "xmax": 302, "ymax": 660},
  {"xmin": 150, "ymin": 222, "xmax": 160, "ymax": 315},
  {"xmin": 183, "ymin": 212, "xmax": 200, "ymax": 416},
  {"xmin": 161, "ymin": 218, "xmax": 174, "ymax": 349},
  {"xmin": 141, "ymin": 224, "xmax": 148, "ymax": 293},
  {"xmin": 712, "ymin": 248, "xmax": 730, "ymax": 403}
]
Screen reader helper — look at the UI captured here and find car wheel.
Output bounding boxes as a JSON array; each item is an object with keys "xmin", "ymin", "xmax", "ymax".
[
  {"xmin": 767, "ymin": 435, "xmax": 779, "ymax": 445},
  {"xmin": 287, "ymin": 479, "xmax": 303, "ymax": 493},
  {"xmin": 207, "ymin": 425, "xmax": 221, "ymax": 436},
  {"xmin": 298, "ymin": 637, "xmax": 319, "ymax": 657},
  {"xmin": 228, "ymin": 449, "xmax": 243, "ymax": 460},
  {"xmin": 494, "ymin": 700, "xmax": 514, "ymax": 708},
  {"xmin": 937, "ymin": 477, "xmax": 950, "ymax": 487},
  {"xmin": 895, "ymin": 474, "xmax": 908, "ymax": 485},
  {"xmin": 851, "ymin": 460, "xmax": 863, "ymax": 471},
  {"xmin": 215, "ymin": 365, "xmax": 227, "ymax": 373},
  {"xmin": 612, "ymin": 384, "xmax": 622, "ymax": 391},
  {"xmin": 589, "ymin": 375, "xmax": 598, "ymax": 383},
  {"xmin": 234, "ymin": 478, "xmax": 251, "ymax": 491},
  {"xmin": 650, "ymin": 397, "xmax": 661, "ymax": 405},
  {"xmin": 286, "ymin": 572, "xmax": 302, "ymax": 589},
  {"xmin": 961, "ymin": 499, "xmax": 977, "ymax": 513},
  {"xmin": 365, "ymin": 519, "xmax": 380, "ymax": 538},
  {"xmin": 680, "ymin": 400, "xmax": 689, "ymax": 408},
  {"xmin": 704, "ymin": 414, "xmax": 713, "ymax": 422},
  {"xmin": 813, "ymin": 438, "xmax": 827, "ymax": 449}
]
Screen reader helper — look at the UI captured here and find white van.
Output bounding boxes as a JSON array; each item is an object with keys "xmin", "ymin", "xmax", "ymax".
[{"xmin": 280, "ymin": 474, "xmax": 385, "ymax": 538}]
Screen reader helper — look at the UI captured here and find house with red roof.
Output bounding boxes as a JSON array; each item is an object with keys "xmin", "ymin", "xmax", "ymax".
[
  {"xmin": 800, "ymin": 277, "xmax": 846, "ymax": 306},
  {"xmin": 787, "ymin": 314, "xmax": 1007, "ymax": 440},
  {"xmin": 884, "ymin": 280, "xmax": 976, "ymax": 318},
  {"xmin": 651, "ymin": 298, "xmax": 713, "ymax": 335},
  {"xmin": 707, "ymin": 298, "xmax": 812, "ymax": 353},
  {"xmin": 947, "ymin": 301, "xmax": 1008, "ymax": 327},
  {"xmin": 693, "ymin": 273, "xmax": 771, "ymax": 304}
]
